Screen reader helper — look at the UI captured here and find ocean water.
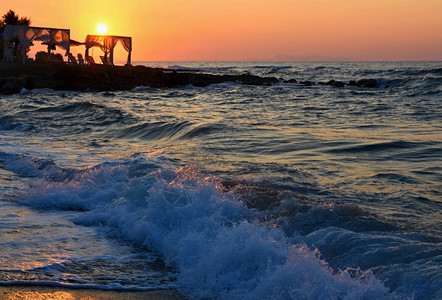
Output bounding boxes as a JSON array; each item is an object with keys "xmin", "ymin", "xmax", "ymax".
[{"xmin": 0, "ymin": 62, "xmax": 441, "ymax": 299}]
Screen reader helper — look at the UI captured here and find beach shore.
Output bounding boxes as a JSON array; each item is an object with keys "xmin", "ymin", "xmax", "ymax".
[{"xmin": 0, "ymin": 286, "xmax": 183, "ymax": 300}]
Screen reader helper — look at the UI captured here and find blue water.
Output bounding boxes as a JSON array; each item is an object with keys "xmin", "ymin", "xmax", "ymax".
[{"xmin": 0, "ymin": 62, "xmax": 441, "ymax": 299}]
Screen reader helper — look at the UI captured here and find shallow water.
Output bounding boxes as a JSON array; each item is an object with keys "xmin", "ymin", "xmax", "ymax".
[{"xmin": 0, "ymin": 62, "xmax": 441, "ymax": 298}]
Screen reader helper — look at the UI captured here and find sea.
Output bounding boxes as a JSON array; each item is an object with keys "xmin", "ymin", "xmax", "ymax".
[{"xmin": 0, "ymin": 62, "xmax": 441, "ymax": 299}]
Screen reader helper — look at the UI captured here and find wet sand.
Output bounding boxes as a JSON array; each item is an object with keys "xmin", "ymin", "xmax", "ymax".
[{"xmin": 0, "ymin": 285, "xmax": 183, "ymax": 300}]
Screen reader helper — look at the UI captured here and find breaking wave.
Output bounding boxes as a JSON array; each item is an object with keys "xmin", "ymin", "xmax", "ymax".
[{"xmin": 1, "ymin": 153, "xmax": 388, "ymax": 298}]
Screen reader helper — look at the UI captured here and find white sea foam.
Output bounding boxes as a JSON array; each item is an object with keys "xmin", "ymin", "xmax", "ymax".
[
  {"xmin": 12, "ymin": 156, "xmax": 388, "ymax": 298},
  {"xmin": 19, "ymin": 88, "xmax": 72, "ymax": 95},
  {"xmin": 422, "ymin": 72, "xmax": 442, "ymax": 80},
  {"xmin": 132, "ymin": 86, "xmax": 151, "ymax": 92}
]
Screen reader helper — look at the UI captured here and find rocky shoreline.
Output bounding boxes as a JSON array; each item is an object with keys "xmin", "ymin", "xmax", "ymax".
[{"xmin": 0, "ymin": 62, "xmax": 379, "ymax": 94}]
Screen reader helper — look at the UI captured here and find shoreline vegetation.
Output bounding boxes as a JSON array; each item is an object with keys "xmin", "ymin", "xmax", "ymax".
[{"xmin": 0, "ymin": 61, "xmax": 379, "ymax": 94}]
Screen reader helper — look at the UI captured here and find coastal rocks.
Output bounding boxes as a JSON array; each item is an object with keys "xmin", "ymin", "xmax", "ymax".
[
  {"xmin": 284, "ymin": 78, "xmax": 297, "ymax": 84},
  {"xmin": 0, "ymin": 62, "xmax": 382, "ymax": 94},
  {"xmin": 349, "ymin": 78, "xmax": 378, "ymax": 88},
  {"xmin": 160, "ymin": 72, "xmax": 279, "ymax": 87},
  {"xmin": 300, "ymin": 80, "xmax": 313, "ymax": 86},
  {"xmin": 284, "ymin": 78, "xmax": 378, "ymax": 88},
  {"xmin": 326, "ymin": 79, "xmax": 346, "ymax": 88},
  {"xmin": 0, "ymin": 76, "xmax": 35, "ymax": 94},
  {"xmin": 234, "ymin": 74, "xmax": 279, "ymax": 85},
  {"xmin": 0, "ymin": 78, "xmax": 22, "ymax": 94}
]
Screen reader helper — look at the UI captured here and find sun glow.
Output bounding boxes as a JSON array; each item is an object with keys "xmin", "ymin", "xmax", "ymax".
[{"xmin": 97, "ymin": 24, "xmax": 107, "ymax": 34}]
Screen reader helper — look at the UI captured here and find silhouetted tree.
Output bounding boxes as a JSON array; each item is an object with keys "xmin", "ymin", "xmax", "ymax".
[
  {"xmin": 0, "ymin": 10, "xmax": 32, "ymax": 61},
  {"xmin": 0, "ymin": 9, "xmax": 31, "ymax": 32}
]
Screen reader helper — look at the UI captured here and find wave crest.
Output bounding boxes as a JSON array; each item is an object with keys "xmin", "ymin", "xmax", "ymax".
[{"xmin": 11, "ymin": 156, "xmax": 388, "ymax": 298}]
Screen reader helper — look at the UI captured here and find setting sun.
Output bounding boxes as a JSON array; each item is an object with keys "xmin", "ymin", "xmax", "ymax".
[
  {"xmin": 97, "ymin": 23, "xmax": 107, "ymax": 34},
  {"xmin": 1, "ymin": 0, "xmax": 441, "ymax": 61}
]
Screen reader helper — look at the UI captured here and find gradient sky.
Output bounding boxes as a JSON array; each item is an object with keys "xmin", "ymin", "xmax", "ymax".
[{"xmin": 1, "ymin": 0, "xmax": 441, "ymax": 61}]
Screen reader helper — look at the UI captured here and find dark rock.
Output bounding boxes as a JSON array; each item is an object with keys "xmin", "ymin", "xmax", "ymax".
[
  {"xmin": 348, "ymin": 80, "xmax": 357, "ymax": 86},
  {"xmin": 22, "ymin": 76, "xmax": 35, "ymax": 90},
  {"xmin": 326, "ymin": 79, "xmax": 345, "ymax": 87},
  {"xmin": 0, "ymin": 78, "xmax": 24, "ymax": 94},
  {"xmin": 0, "ymin": 62, "xmax": 380, "ymax": 94},
  {"xmin": 300, "ymin": 80, "xmax": 313, "ymax": 86},
  {"xmin": 356, "ymin": 78, "xmax": 378, "ymax": 88},
  {"xmin": 236, "ymin": 74, "xmax": 278, "ymax": 85},
  {"xmin": 191, "ymin": 79, "xmax": 210, "ymax": 87}
]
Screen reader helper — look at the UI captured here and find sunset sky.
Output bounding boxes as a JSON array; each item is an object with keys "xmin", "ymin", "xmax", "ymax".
[{"xmin": 1, "ymin": 0, "xmax": 441, "ymax": 62}]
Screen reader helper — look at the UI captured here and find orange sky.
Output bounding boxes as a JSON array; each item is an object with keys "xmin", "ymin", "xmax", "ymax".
[{"xmin": 1, "ymin": 0, "xmax": 441, "ymax": 61}]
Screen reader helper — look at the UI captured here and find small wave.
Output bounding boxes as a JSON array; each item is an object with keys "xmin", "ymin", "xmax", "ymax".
[
  {"xmin": 376, "ymin": 78, "xmax": 390, "ymax": 88},
  {"xmin": 303, "ymin": 66, "xmax": 326, "ymax": 72},
  {"xmin": 204, "ymin": 82, "xmax": 240, "ymax": 89},
  {"xmin": 354, "ymin": 124, "xmax": 387, "ymax": 130},
  {"xmin": 303, "ymin": 227, "xmax": 442, "ymax": 298},
  {"xmin": 252, "ymin": 65, "xmax": 292, "ymax": 70},
  {"xmin": 422, "ymin": 73, "xmax": 436, "ymax": 80},
  {"xmin": 116, "ymin": 121, "xmax": 193, "ymax": 141},
  {"xmin": 422, "ymin": 72, "xmax": 442, "ymax": 82},
  {"xmin": 372, "ymin": 173, "xmax": 422, "ymax": 184},
  {"xmin": 327, "ymin": 141, "xmax": 419, "ymax": 154},
  {"xmin": 33, "ymin": 101, "xmax": 103, "ymax": 114},
  {"xmin": 27, "ymin": 100, "xmax": 129, "ymax": 130},
  {"xmin": 266, "ymin": 66, "xmax": 292, "ymax": 74},
  {"xmin": 1, "ymin": 154, "xmax": 69, "ymax": 181},
  {"xmin": 167, "ymin": 65, "xmax": 204, "ymax": 71},
  {"xmin": 269, "ymin": 194, "xmax": 398, "ymax": 235},
  {"xmin": 132, "ymin": 86, "xmax": 151, "ymax": 92},
  {"xmin": 0, "ymin": 116, "xmax": 30, "ymax": 132},
  {"xmin": 20, "ymin": 88, "xmax": 57, "ymax": 95},
  {"xmin": 19, "ymin": 88, "xmax": 79, "ymax": 96},
  {"xmin": 180, "ymin": 123, "xmax": 229, "ymax": 140},
  {"xmin": 405, "ymin": 67, "xmax": 442, "ymax": 77}
]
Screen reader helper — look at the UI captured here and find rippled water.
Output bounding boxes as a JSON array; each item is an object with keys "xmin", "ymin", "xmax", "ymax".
[{"xmin": 0, "ymin": 62, "xmax": 441, "ymax": 298}]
